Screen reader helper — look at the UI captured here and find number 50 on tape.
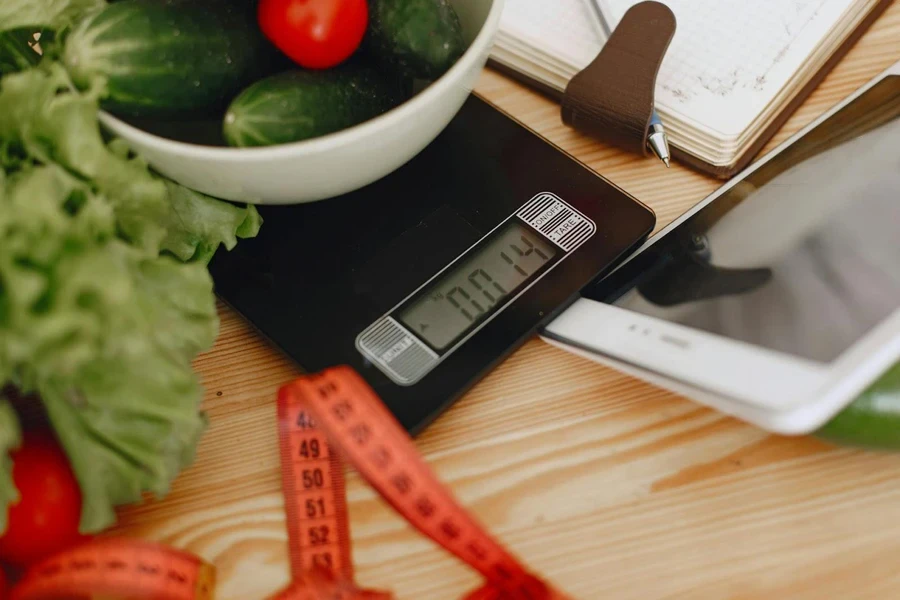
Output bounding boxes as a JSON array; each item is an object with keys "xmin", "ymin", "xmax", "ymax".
[
  {"xmin": 9, "ymin": 366, "xmax": 573, "ymax": 600},
  {"xmin": 273, "ymin": 366, "xmax": 572, "ymax": 599}
]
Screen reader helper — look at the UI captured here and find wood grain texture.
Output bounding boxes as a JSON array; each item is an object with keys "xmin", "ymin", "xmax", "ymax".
[{"xmin": 109, "ymin": 6, "xmax": 900, "ymax": 599}]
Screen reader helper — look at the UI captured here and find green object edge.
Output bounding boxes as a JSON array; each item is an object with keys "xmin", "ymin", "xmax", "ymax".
[{"xmin": 815, "ymin": 363, "xmax": 900, "ymax": 450}]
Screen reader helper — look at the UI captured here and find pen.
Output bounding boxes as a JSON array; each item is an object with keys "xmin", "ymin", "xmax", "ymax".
[
  {"xmin": 647, "ymin": 112, "xmax": 671, "ymax": 168},
  {"xmin": 588, "ymin": 0, "xmax": 671, "ymax": 168}
]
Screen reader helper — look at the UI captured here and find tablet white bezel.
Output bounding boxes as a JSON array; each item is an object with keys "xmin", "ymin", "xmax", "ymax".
[{"xmin": 541, "ymin": 60, "xmax": 900, "ymax": 433}]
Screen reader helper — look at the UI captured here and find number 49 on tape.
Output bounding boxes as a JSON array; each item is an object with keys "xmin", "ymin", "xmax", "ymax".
[
  {"xmin": 8, "ymin": 366, "xmax": 573, "ymax": 600},
  {"xmin": 273, "ymin": 366, "xmax": 573, "ymax": 600}
]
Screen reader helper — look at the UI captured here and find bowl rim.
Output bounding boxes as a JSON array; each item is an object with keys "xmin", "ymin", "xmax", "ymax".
[{"xmin": 98, "ymin": 0, "xmax": 505, "ymax": 163}]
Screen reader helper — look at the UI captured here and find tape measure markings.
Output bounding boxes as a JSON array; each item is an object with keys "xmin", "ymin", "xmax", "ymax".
[
  {"xmin": 284, "ymin": 368, "xmax": 557, "ymax": 599},
  {"xmin": 9, "ymin": 366, "xmax": 571, "ymax": 600},
  {"xmin": 10, "ymin": 539, "xmax": 215, "ymax": 600},
  {"xmin": 268, "ymin": 568, "xmax": 392, "ymax": 600},
  {"xmin": 278, "ymin": 384, "xmax": 354, "ymax": 583}
]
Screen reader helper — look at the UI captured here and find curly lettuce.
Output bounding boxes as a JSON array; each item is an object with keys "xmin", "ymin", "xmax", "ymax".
[
  {"xmin": 160, "ymin": 179, "xmax": 264, "ymax": 263},
  {"xmin": 0, "ymin": 0, "xmax": 104, "ymax": 74},
  {"xmin": 35, "ymin": 241, "xmax": 217, "ymax": 531},
  {"xmin": 0, "ymin": 0, "xmax": 106, "ymax": 32},
  {"xmin": 0, "ymin": 61, "xmax": 261, "ymax": 533}
]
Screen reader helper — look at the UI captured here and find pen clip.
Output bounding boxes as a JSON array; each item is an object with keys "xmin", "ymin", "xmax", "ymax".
[{"xmin": 561, "ymin": 1, "xmax": 676, "ymax": 158}]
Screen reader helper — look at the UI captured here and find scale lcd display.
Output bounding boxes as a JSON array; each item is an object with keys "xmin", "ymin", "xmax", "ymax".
[{"xmin": 398, "ymin": 221, "xmax": 557, "ymax": 350}]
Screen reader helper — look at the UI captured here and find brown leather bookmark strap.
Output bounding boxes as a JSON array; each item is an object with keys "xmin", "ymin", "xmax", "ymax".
[{"xmin": 561, "ymin": 1, "xmax": 676, "ymax": 157}]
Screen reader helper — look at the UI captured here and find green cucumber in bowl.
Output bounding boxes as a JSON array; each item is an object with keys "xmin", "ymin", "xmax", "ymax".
[
  {"xmin": 366, "ymin": 0, "xmax": 466, "ymax": 80},
  {"xmin": 223, "ymin": 67, "xmax": 408, "ymax": 148},
  {"xmin": 63, "ymin": 0, "xmax": 278, "ymax": 118}
]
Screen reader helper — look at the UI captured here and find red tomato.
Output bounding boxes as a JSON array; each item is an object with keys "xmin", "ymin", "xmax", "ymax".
[
  {"xmin": 0, "ymin": 430, "xmax": 87, "ymax": 569},
  {"xmin": 258, "ymin": 0, "xmax": 368, "ymax": 69}
]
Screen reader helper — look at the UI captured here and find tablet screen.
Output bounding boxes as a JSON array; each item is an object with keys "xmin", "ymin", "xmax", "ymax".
[{"xmin": 589, "ymin": 76, "xmax": 900, "ymax": 364}]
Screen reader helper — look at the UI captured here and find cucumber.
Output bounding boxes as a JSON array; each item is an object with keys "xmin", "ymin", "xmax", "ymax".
[
  {"xmin": 62, "ymin": 0, "xmax": 279, "ymax": 118},
  {"xmin": 366, "ymin": 0, "xmax": 465, "ymax": 80},
  {"xmin": 223, "ymin": 67, "xmax": 407, "ymax": 147},
  {"xmin": 816, "ymin": 364, "xmax": 900, "ymax": 451}
]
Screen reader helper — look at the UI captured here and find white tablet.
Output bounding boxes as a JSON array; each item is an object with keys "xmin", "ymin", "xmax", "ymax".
[{"xmin": 542, "ymin": 61, "xmax": 900, "ymax": 434}]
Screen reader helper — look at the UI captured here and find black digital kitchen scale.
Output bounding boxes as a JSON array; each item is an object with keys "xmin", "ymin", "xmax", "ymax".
[{"xmin": 208, "ymin": 95, "xmax": 656, "ymax": 434}]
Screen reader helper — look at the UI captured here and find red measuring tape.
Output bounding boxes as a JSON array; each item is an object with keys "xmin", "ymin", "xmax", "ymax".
[
  {"xmin": 7, "ymin": 366, "xmax": 571, "ymax": 600},
  {"xmin": 8, "ymin": 539, "xmax": 215, "ymax": 599}
]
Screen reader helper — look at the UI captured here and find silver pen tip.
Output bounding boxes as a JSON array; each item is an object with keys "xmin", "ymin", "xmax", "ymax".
[{"xmin": 647, "ymin": 126, "xmax": 671, "ymax": 170}]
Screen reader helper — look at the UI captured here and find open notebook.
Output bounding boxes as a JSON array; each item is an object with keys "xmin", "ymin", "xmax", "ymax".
[{"xmin": 490, "ymin": 0, "xmax": 889, "ymax": 177}]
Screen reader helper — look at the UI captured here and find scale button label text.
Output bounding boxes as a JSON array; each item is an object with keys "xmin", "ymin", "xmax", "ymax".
[
  {"xmin": 549, "ymin": 216, "xmax": 583, "ymax": 241},
  {"xmin": 530, "ymin": 202, "xmax": 566, "ymax": 229},
  {"xmin": 381, "ymin": 337, "xmax": 414, "ymax": 363}
]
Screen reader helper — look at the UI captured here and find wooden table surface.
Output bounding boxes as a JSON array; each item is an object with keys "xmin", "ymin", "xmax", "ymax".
[{"xmin": 112, "ymin": 6, "xmax": 900, "ymax": 599}]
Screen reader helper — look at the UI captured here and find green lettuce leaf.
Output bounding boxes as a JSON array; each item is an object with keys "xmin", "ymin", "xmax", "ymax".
[
  {"xmin": 160, "ymin": 180, "xmax": 263, "ymax": 264},
  {"xmin": 0, "ymin": 65, "xmax": 263, "ymax": 262},
  {"xmin": 0, "ymin": 64, "xmax": 169, "ymax": 253},
  {"xmin": 1, "ymin": 165, "xmax": 118, "ymax": 389},
  {"xmin": 0, "ymin": 59, "xmax": 262, "ymax": 533},
  {"xmin": 37, "ymin": 242, "xmax": 215, "ymax": 532},
  {"xmin": 0, "ymin": 165, "xmax": 217, "ymax": 533},
  {"xmin": 0, "ymin": 0, "xmax": 106, "ymax": 32},
  {"xmin": 0, "ymin": 396, "xmax": 21, "ymax": 534}
]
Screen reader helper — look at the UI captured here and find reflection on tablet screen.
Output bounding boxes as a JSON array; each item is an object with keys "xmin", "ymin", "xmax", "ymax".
[{"xmin": 592, "ymin": 76, "xmax": 900, "ymax": 364}]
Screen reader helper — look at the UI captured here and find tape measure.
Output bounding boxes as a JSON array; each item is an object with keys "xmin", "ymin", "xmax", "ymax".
[
  {"xmin": 9, "ymin": 539, "xmax": 215, "ymax": 599},
  {"xmin": 8, "ymin": 366, "xmax": 571, "ymax": 600}
]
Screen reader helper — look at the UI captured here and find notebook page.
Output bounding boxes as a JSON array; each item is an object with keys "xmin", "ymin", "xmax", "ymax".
[
  {"xmin": 499, "ymin": 0, "xmax": 606, "ymax": 72},
  {"xmin": 595, "ymin": 0, "xmax": 858, "ymax": 137}
]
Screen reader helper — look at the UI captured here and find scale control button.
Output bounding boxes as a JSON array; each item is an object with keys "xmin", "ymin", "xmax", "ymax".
[
  {"xmin": 517, "ymin": 192, "xmax": 596, "ymax": 252},
  {"xmin": 356, "ymin": 317, "xmax": 438, "ymax": 385}
]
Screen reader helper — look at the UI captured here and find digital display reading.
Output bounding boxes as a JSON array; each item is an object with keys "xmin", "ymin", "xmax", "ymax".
[{"xmin": 398, "ymin": 222, "xmax": 557, "ymax": 351}]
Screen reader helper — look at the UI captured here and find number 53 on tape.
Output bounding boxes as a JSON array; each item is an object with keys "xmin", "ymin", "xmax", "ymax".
[
  {"xmin": 273, "ymin": 366, "xmax": 573, "ymax": 600},
  {"xmin": 9, "ymin": 366, "xmax": 573, "ymax": 600}
]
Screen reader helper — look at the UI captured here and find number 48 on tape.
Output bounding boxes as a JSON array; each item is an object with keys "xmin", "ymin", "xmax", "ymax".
[
  {"xmin": 9, "ymin": 367, "xmax": 573, "ymax": 600},
  {"xmin": 273, "ymin": 366, "xmax": 572, "ymax": 600}
]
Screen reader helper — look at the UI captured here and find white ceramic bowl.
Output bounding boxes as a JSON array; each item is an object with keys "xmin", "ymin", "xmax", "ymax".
[{"xmin": 98, "ymin": 0, "xmax": 503, "ymax": 205}]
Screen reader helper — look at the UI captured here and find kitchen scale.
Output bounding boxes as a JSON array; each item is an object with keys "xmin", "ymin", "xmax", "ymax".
[{"xmin": 208, "ymin": 95, "xmax": 656, "ymax": 434}]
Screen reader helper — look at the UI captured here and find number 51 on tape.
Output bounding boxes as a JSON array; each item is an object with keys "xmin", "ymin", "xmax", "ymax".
[{"xmin": 273, "ymin": 366, "xmax": 573, "ymax": 600}]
